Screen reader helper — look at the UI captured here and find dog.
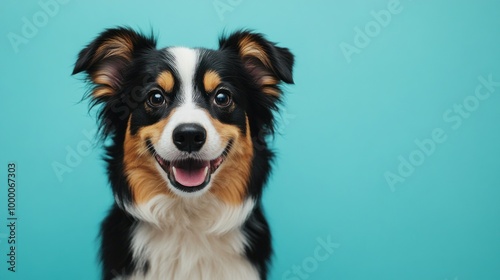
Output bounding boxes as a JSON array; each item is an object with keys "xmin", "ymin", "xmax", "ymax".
[{"xmin": 73, "ymin": 27, "xmax": 294, "ymax": 280}]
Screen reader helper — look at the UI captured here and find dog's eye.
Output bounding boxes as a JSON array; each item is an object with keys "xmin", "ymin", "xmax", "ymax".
[
  {"xmin": 214, "ymin": 88, "xmax": 232, "ymax": 107},
  {"xmin": 147, "ymin": 89, "xmax": 166, "ymax": 107}
]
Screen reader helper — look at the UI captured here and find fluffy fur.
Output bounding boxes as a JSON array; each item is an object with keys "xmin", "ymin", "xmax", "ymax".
[{"xmin": 73, "ymin": 27, "xmax": 294, "ymax": 280}]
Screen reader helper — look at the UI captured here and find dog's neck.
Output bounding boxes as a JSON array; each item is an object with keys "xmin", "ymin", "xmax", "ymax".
[
  {"xmin": 123, "ymin": 194, "xmax": 255, "ymax": 234},
  {"xmin": 123, "ymin": 195, "xmax": 260, "ymax": 280}
]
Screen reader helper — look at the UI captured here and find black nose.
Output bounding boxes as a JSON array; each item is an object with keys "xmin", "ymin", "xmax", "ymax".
[{"xmin": 172, "ymin": 123, "xmax": 206, "ymax": 153}]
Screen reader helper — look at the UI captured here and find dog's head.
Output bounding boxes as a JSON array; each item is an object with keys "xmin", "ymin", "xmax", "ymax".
[{"xmin": 73, "ymin": 27, "xmax": 294, "ymax": 207}]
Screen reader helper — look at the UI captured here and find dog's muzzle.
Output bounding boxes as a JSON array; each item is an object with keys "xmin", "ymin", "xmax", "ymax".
[{"xmin": 152, "ymin": 123, "xmax": 228, "ymax": 193}]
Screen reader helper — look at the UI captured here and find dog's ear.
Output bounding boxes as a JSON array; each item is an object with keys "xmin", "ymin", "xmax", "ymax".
[
  {"xmin": 219, "ymin": 30, "xmax": 294, "ymax": 97},
  {"xmin": 72, "ymin": 27, "xmax": 156, "ymax": 99}
]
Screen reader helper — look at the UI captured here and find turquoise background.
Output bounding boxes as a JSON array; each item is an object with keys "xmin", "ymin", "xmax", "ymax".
[{"xmin": 1, "ymin": 0, "xmax": 500, "ymax": 279}]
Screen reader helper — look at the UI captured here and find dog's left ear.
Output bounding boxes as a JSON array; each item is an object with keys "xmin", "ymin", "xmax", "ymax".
[
  {"xmin": 219, "ymin": 30, "xmax": 294, "ymax": 96},
  {"xmin": 72, "ymin": 27, "xmax": 157, "ymax": 139},
  {"xmin": 72, "ymin": 27, "xmax": 156, "ymax": 100}
]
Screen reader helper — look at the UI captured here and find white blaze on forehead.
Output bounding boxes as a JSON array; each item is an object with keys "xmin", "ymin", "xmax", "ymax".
[{"xmin": 167, "ymin": 47, "xmax": 198, "ymax": 105}]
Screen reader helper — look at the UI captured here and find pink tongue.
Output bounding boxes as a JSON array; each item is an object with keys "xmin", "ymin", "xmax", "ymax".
[{"xmin": 173, "ymin": 166, "xmax": 208, "ymax": 187}]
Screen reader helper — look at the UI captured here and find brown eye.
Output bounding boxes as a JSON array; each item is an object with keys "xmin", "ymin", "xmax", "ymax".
[
  {"xmin": 214, "ymin": 88, "xmax": 232, "ymax": 107},
  {"xmin": 147, "ymin": 89, "xmax": 166, "ymax": 107}
]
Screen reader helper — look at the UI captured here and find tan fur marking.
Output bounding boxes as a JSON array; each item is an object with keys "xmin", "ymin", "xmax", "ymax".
[
  {"xmin": 90, "ymin": 70, "xmax": 114, "ymax": 98},
  {"xmin": 92, "ymin": 87, "xmax": 113, "ymax": 98},
  {"xmin": 261, "ymin": 76, "xmax": 280, "ymax": 97},
  {"xmin": 93, "ymin": 70, "xmax": 112, "ymax": 85},
  {"xmin": 90, "ymin": 35, "xmax": 136, "ymax": 98},
  {"xmin": 203, "ymin": 70, "xmax": 221, "ymax": 93},
  {"xmin": 262, "ymin": 87, "xmax": 280, "ymax": 97},
  {"xmin": 209, "ymin": 116, "xmax": 253, "ymax": 205},
  {"xmin": 123, "ymin": 116, "xmax": 174, "ymax": 204},
  {"xmin": 238, "ymin": 36, "xmax": 272, "ymax": 69},
  {"xmin": 157, "ymin": 71, "xmax": 175, "ymax": 92},
  {"xmin": 95, "ymin": 36, "xmax": 135, "ymax": 63},
  {"xmin": 261, "ymin": 75, "xmax": 278, "ymax": 86},
  {"xmin": 238, "ymin": 36, "xmax": 282, "ymax": 97}
]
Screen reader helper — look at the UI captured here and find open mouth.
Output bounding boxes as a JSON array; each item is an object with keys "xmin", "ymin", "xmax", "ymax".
[{"xmin": 151, "ymin": 142, "xmax": 231, "ymax": 193}]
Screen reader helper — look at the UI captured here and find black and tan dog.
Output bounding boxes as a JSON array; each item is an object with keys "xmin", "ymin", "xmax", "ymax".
[{"xmin": 73, "ymin": 27, "xmax": 294, "ymax": 280}]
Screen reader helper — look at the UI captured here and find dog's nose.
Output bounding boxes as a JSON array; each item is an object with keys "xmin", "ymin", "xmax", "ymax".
[{"xmin": 172, "ymin": 123, "xmax": 206, "ymax": 153}]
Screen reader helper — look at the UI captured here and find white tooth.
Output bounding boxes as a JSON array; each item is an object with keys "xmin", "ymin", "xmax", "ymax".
[
  {"xmin": 204, "ymin": 166, "xmax": 208, "ymax": 175},
  {"xmin": 172, "ymin": 167, "xmax": 177, "ymax": 178}
]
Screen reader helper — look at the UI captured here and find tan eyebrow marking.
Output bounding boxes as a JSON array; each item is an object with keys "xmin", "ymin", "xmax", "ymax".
[
  {"xmin": 156, "ymin": 71, "xmax": 175, "ymax": 92},
  {"xmin": 203, "ymin": 70, "xmax": 221, "ymax": 93}
]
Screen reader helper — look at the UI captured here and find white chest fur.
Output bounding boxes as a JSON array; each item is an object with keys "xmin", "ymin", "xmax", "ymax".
[{"xmin": 122, "ymin": 195, "xmax": 260, "ymax": 280}]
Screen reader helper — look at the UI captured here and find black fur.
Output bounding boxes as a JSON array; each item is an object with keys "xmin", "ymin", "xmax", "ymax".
[{"xmin": 73, "ymin": 27, "xmax": 294, "ymax": 279}]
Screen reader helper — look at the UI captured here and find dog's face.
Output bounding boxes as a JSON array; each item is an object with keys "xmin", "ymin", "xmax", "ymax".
[
  {"xmin": 73, "ymin": 28, "xmax": 293, "ymax": 206},
  {"xmin": 123, "ymin": 46, "xmax": 257, "ymax": 204}
]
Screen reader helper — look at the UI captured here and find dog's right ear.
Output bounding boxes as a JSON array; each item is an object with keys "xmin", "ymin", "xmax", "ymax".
[{"xmin": 72, "ymin": 27, "xmax": 156, "ymax": 99}]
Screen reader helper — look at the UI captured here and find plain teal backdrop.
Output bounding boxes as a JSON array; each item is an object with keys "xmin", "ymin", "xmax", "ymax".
[{"xmin": 1, "ymin": 0, "xmax": 500, "ymax": 279}]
